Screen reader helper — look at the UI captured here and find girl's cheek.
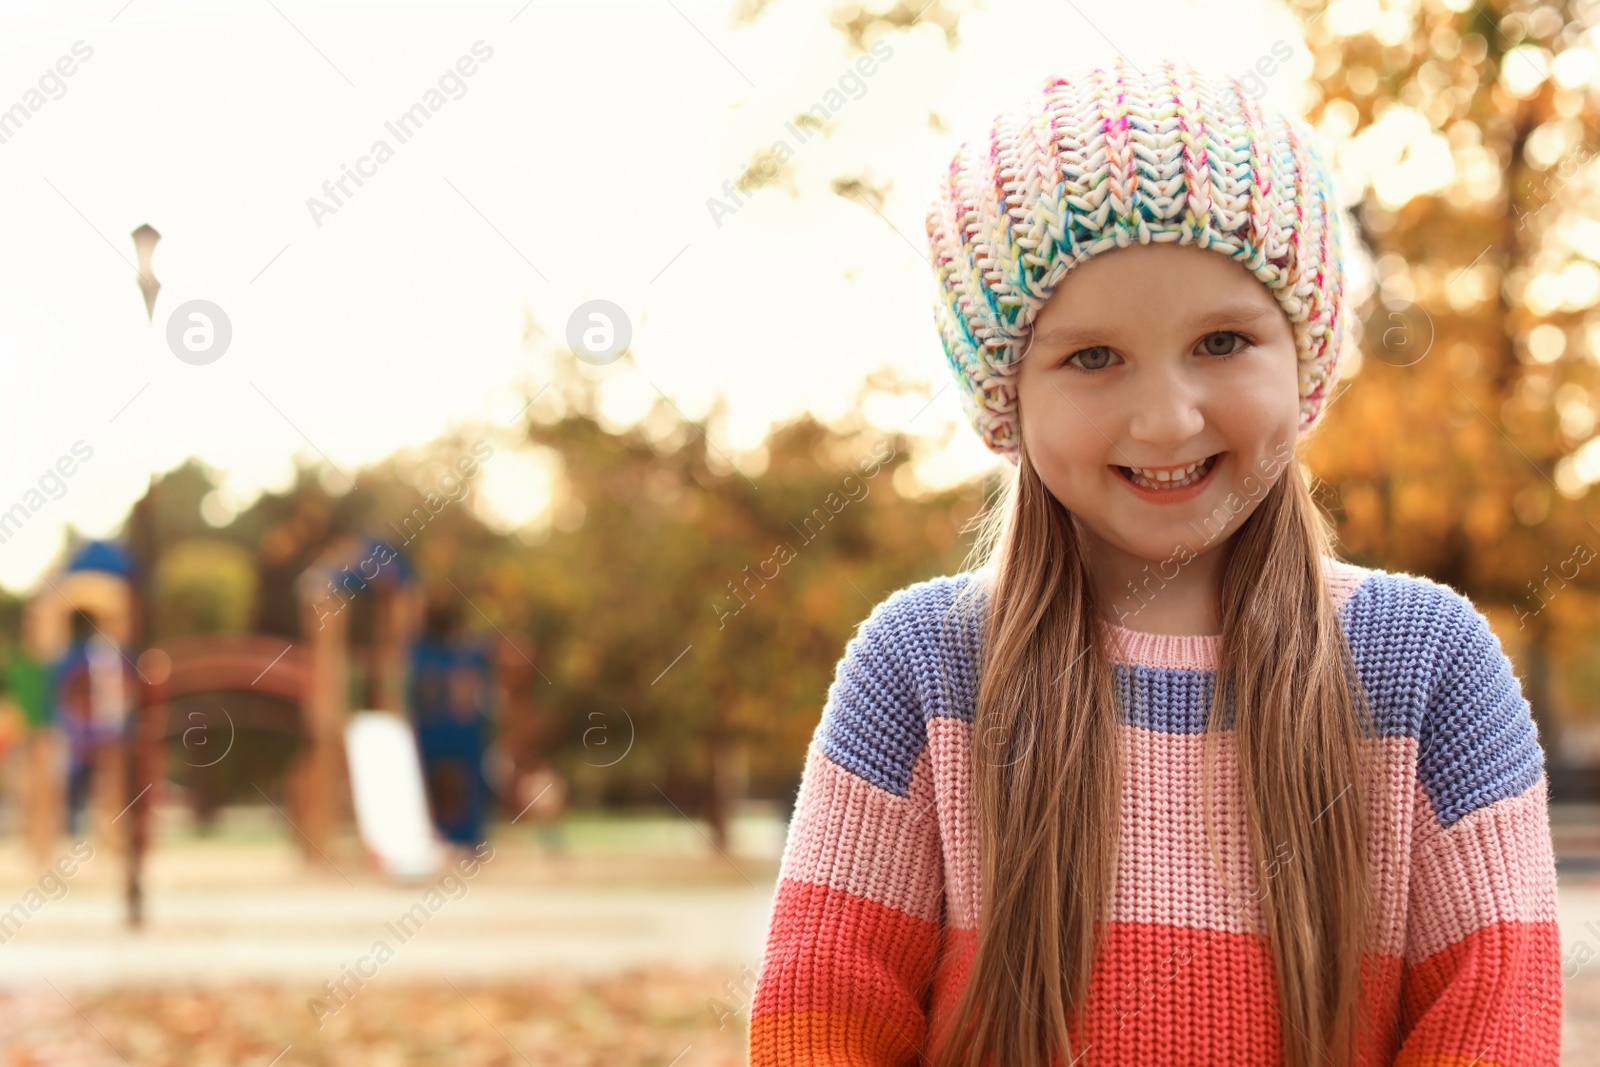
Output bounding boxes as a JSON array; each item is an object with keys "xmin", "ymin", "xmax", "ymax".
[
  {"xmin": 1038, "ymin": 444, "xmax": 1108, "ymax": 514},
  {"xmin": 1020, "ymin": 383, "xmax": 1126, "ymax": 493}
]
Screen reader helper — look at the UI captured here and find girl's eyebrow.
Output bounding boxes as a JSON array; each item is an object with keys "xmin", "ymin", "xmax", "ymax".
[
  {"xmin": 1029, "ymin": 303, "xmax": 1277, "ymax": 349},
  {"xmin": 1189, "ymin": 303, "xmax": 1278, "ymax": 332}
]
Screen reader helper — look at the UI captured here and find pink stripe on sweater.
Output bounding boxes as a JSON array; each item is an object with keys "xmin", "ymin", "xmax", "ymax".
[
  {"xmin": 1404, "ymin": 774, "xmax": 1560, "ymax": 966},
  {"xmin": 1099, "ymin": 619, "xmax": 1221, "ymax": 670},
  {"xmin": 1117, "ymin": 724, "xmax": 1415, "ymax": 954},
  {"xmin": 927, "ymin": 715, "xmax": 1413, "ymax": 954},
  {"xmin": 776, "ymin": 745, "xmax": 944, "ymax": 924},
  {"xmin": 928, "ymin": 715, "xmax": 979, "ymax": 928}
]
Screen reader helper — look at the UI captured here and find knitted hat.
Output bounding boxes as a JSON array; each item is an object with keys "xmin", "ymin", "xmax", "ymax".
[{"xmin": 925, "ymin": 58, "xmax": 1349, "ymax": 464}]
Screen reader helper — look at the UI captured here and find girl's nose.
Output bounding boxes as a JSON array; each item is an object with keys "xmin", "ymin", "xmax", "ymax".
[{"xmin": 1127, "ymin": 365, "xmax": 1206, "ymax": 446}]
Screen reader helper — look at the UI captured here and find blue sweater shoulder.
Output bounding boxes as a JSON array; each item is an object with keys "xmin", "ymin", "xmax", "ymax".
[
  {"xmin": 1343, "ymin": 567, "xmax": 1548, "ymax": 830},
  {"xmin": 813, "ymin": 571, "xmax": 985, "ymax": 798}
]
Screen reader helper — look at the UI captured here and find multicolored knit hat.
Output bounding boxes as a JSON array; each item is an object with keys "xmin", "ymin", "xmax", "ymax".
[{"xmin": 925, "ymin": 58, "xmax": 1350, "ymax": 464}]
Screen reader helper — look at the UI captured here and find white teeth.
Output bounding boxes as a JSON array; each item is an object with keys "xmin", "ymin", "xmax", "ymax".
[
  {"xmin": 1122, "ymin": 455, "xmax": 1216, "ymax": 490},
  {"xmin": 1134, "ymin": 461, "xmax": 1198, "ymax": 481}
]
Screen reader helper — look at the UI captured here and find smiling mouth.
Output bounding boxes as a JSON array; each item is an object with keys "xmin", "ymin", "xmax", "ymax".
[{"xmin": 1114, "ymin": 453, "xmax": 1222, "ymax": 490}]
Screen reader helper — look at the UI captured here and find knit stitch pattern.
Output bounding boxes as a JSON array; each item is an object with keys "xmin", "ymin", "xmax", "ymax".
[
  {"xmin": 748, "ymin": 558, "xmax": 1562, "ymax": 1066},
  {"xmin": 925, "ymin": 60, "xmax": 1348, "ymax": 463}
]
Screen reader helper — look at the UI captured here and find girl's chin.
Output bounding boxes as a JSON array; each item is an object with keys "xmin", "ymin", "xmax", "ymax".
[{"xmin": 1062, "ymin": 514, "xmax": 1192, "ymax": 562}]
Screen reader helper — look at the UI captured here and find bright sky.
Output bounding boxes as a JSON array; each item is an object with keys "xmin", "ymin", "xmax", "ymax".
[{"xmin": 0, "ymin": 0, "xmax": 1330, "ymax": 593}]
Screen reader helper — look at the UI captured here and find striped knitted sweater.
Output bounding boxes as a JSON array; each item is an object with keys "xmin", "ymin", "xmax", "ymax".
[{"xmin": 749, "ymin": 558, "xmax": 1562, "ymax": 1066}]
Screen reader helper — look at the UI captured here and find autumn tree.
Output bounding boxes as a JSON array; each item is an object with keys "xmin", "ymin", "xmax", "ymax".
[
  {"xmin": 1286, "ymin": 0, "xmax": 1600, "ymax": 786},
  {"xmin": 454, "ymin": 348, "xmax": 986, "ymax": 849}
]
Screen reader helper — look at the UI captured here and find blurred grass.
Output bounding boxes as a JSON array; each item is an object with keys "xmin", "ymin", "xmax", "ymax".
[{"xmin": 146, "ymin": 805, "xmax": 787, "ymax": 858}]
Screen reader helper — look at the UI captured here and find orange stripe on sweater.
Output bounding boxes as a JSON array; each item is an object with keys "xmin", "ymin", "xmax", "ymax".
[{"xmin": 749, "ymin": 1011, "xmax": 923, "ymax": 1067}]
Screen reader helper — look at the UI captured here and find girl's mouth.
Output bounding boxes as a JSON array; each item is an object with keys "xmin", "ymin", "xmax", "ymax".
[{"xmin": 1112, "ymin": 453, "xmax": 1223, "ymax": 500}]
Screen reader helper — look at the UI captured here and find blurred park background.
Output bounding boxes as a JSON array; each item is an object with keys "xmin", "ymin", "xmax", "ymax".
[{"xmin": 4, "ymin": 0, "xmax": 1600, "ymax": 1062}]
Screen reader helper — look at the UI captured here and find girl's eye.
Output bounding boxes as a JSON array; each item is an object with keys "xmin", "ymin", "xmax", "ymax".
[
  {"xmin": 1059, "ymin": 332, "xmax": 1250, "ymax": 372},
  {"xmin": 1066, "ymin": 346, "xmax": 1116, "ymax": 372},
  {"xmin": 1200, "ymin": 331, "xmax": 1248, "ymax": 357}
]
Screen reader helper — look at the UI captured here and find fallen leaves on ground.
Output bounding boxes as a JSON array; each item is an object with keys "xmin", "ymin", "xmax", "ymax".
[{"xmin": 0, "ymin": 968, "xmax": 750, "ymax": 1067}]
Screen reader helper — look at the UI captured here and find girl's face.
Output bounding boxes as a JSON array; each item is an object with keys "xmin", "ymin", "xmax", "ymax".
[{"xmin": 1015, "ymin": 242, "xmax": 1301, "ymax": 569}]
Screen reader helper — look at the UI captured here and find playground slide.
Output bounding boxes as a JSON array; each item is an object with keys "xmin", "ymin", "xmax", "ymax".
[{"xmin": 345, "ymin": 711, "xmax": 446, "ymax": 879}]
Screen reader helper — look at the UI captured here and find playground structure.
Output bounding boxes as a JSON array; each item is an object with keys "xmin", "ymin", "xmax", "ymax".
[
  {"xmin": 127, "ymin": 633, "xmax": 311, "ymax": 921},
  {"xmin": 9, "ymin": 532, "xmax": 516, "ymax": 925},
  {"xmin": 294, "ymin": 535, "xmax": 427, "ymax": 862}
]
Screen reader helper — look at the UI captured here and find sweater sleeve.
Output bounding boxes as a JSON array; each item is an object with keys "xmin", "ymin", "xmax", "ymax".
[
  {"xmin": 748, "ymin": 587, "xmax": 947, "ymax": 1067},
  {"xmin": 1394, "ymin": 593, "xmax": 1563, "ymax": 1067}
]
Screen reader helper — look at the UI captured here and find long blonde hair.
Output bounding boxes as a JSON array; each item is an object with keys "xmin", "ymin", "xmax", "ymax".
[{"xmin": 933, "ymin": 435, "xmax": 1378, "ymax": 1067}]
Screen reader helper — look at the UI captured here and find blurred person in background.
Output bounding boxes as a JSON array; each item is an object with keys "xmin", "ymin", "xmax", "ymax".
[
  {"xmin": 3, "ymin": 638, "xmax": 59, "ymax": 862},
  {"xmin": 410, "ymin": 599, "xmax": 495, "ymax": 850},
  {"xmin": 54, "ymin": 609, "xmax": 135, "ymax": 841}
]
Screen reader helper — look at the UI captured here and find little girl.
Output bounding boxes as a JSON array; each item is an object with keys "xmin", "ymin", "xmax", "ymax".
[{"xmin": 748, "ymin": 60, "xmax": 1563, "ymax": 1067}]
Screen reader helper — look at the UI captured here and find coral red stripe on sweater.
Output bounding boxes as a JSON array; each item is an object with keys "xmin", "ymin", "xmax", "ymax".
[{"xmin": 1397, "ymin": 919, "xmax": 1563, "ymax": 1067}]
